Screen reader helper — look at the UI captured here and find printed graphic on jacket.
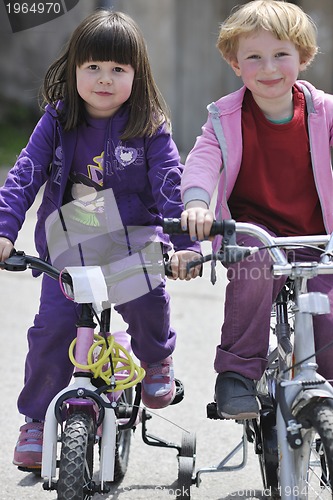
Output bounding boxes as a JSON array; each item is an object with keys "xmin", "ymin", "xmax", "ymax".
[{"xmin": 65, "ymin": 150, "xmax": 105, "ymax": 226}]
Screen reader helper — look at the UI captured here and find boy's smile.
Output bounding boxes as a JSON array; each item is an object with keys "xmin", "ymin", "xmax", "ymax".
[{"xmin": 259, "ymin": 78, "xmax": 284, "ymax": 86}]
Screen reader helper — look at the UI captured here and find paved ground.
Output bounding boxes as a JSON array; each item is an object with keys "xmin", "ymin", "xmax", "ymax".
[{"xmin": 0, "ymin": 191, "xmax": 268, "ymax": 500}]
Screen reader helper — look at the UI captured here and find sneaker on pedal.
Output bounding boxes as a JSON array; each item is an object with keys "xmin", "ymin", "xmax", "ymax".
[
  {"xmin": 13, "ymin": 421, "xmax": 43, "ymax": 470},
  {"xmin": 141, "ymin": 356, "xmax": 176, "ymax": 409},
  {"xmin": 215, "ymin": 371, "xmax": 259, "ymax": 420}
]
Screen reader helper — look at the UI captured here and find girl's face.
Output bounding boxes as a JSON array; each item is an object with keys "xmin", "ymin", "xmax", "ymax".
[
  {"xmin": 76, "ymin": 60, "xmax": 135, "ymax": 118},
  {"xmin": 230, "ymin": 29, "xmax": 308, "ymax": 109}
]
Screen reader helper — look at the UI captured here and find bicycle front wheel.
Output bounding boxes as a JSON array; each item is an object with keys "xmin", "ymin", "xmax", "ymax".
[
  {"xmin": 57, "ymin": 412, "xmax": 95, "ymax": 500},
  {"xmin": 293, "ymin": 401, "xmax": 333, "ymax": 499}
]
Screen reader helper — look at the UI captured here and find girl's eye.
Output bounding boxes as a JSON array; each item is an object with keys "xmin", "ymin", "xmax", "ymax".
[
  {"xmin": 88, "ymin": 64, "xmax": 99, "ymax": 70},
  {"xmin": 113, "ymin": 67, "xmax": 124, "ymax": 73}
]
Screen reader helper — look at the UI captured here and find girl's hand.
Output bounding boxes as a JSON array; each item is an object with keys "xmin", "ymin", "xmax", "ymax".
[
  {"xmin": 180, "ymin": 201, "xmax": 214, "ymax": 241},
  {"xmin": 0, "ymin": 237, "xmax": 14, "ymax": 263},
  {"xmin": 169, "ymin": 250, "xmax": 202, "ymax": 280}
]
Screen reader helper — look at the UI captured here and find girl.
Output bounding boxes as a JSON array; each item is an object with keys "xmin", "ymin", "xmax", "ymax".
[
  {"xmin": 180, "ymin": 0, "xmax": 333, "ymax": 419},
  {"xmin": 0, "ymin": 10, "xmax": 200, "ymax": 470}
]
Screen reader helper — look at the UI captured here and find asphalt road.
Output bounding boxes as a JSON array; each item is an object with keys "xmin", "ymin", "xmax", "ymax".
[{"xmin": 0, "ymin": 192, "xmax": 267, "ymax": 500}]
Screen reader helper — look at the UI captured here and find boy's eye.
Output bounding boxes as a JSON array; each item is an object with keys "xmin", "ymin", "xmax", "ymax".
[{"xmin": 275, "ymin": 52, "xmax": 288, "ymax": 57}]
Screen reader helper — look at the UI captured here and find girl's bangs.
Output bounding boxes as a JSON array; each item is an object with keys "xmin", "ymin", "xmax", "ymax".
[{"xmin": 75, "ymin": 26, "xmax": 136, "ymax": 67}]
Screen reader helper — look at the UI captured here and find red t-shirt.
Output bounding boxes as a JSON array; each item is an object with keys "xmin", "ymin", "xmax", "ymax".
[{"xmin": 228, "ymin": 87, "xmax": 325, "ymax": 236}]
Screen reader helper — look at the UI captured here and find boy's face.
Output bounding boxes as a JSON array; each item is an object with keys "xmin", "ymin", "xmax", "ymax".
[{"xmin": 230, "ymin": 29, "xmax": 308, "ymax": 105}]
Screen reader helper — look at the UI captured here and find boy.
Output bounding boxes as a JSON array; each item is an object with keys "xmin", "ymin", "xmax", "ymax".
[{"xmin": 180, "ymin": 0, "xmax": 333, "ymax": 419}]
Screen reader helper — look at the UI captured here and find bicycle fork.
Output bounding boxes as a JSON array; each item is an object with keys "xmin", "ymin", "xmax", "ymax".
[
  {"xmin": 277, "ymin": 286, "xmax": 333, "ymax": 500},
  {"xmin": 42, "ymin": 378, "xmax": 118, "ymax": 489}
]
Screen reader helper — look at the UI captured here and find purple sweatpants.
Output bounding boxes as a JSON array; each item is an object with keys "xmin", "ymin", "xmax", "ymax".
[
  {"xmin": 18, "ymin": 275, "xmax": 175, "ymax": 421},
  {"xmin": 214, "ymin": 229, "xmax": 333, "ymax": 382}
]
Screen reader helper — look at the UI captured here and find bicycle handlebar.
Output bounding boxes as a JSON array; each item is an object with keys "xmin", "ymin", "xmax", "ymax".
[
  {"xmin": 163, "ymin": 218, "xmax": 333, "ymax": 277},
  {"xmin": 0, "ymin": 250, "xmax": 171, "ymax": 289},
  {"xmin": 0, "ymin": 251, "xmax": 73, "ymax": 284}
]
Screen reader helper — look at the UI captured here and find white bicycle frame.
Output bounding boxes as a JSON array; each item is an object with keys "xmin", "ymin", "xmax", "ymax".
[
  {"xmin": 194, "ymin": 223, "xmax": 333, "ymax": 498},
  {"xmin": 238, "ymin": 223, "xmax": 333, "ymax": 500}
]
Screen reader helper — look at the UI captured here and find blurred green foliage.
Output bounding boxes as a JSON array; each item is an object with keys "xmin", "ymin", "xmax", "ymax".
[{"xmin": 0, "ymin": 95, "xmax": 40, "ymax": 170}]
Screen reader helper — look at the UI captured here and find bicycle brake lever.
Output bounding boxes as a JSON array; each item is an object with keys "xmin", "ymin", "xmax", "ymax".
[
  {"xmin": 223, "ymin": 245, "xmax": 255, "ymax": 263},
  {"xmin": 186, "ymin": 259, "xmax": 204, "ymax": 277}
]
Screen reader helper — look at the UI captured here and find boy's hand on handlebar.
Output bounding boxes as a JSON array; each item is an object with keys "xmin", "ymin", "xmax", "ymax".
[
  {"xmin": 181, "ymin": 202, "xmax": 214, "ymax": 241},
  {"xmin": 0, "ymin": 237, "xmax": 14, "ymax": 263},
  {"xmin": 169, "ymin": 250, "xmax": 201, "ymax": 280}
]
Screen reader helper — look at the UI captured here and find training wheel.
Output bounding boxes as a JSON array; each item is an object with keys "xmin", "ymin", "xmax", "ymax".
[
  {"xmin": 180, "ymin": 431, "xmax": 196, "ymax": 458},
  {"xmin": 177, "ymin": 432, "xmax": 196, "ymax": 499}
]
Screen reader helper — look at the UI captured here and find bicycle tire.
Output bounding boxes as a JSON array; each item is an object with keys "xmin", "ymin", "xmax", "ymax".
[
  {"xmin": 293, "ymin": 400, "xmax": 333, "ymax": 499},
  {"xmin": 177, "ymin": 456, "xmax": 193, "ymax": 499},
  {"xmin": 57, "ymin": 412, "xmax": 95, "ymax": 500},
  {"xmin": 113, "ymin": 387, "xmax": 133, "ymax": 482},
  {"xmin": 257, "ymin": 408, "xmax": 280, "ymax": 499}
]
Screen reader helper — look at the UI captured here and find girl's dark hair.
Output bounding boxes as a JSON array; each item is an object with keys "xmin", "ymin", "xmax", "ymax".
[{"xmin": 42, "ymin": 10, "xmax": 170, "ymax": 138}]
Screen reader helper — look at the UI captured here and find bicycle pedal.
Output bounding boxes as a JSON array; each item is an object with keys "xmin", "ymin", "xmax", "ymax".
[
  {"xmin": 17, "ymin": 465, "xmax": 41, "ymax": 476},
  {"xmin": 206, "ymin": 401, "xmax": 245, "ymax": 422},
  {"xmin": 207, "ymin": 401, "xmax": 223, "ymax": 420},
  {"xmin": 170, "ymin": 378, "xmax": 184, "ymax": 405}
]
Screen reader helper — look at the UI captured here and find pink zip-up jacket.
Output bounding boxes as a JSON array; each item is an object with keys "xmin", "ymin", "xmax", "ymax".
[{"xmin": 181, "ymin": 80, "xmax": 333, "ymax": 250}]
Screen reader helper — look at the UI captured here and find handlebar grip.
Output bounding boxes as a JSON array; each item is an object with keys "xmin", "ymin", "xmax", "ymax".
[
  {"xmin": 0, "ymin": 251, "xmax": 28, "ymax": 271},
  {"xmin": 164, "ymin": 261, "xmax": 173, "ymax": 277},
  {"xmin": 163, "ymin": 218, "xmax": 225, "ymax": 236}
]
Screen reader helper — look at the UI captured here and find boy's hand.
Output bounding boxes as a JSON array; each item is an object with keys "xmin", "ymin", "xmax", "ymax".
[
  {"xmin": 181, "ymin": 201, "xmax": 214, "ymax": 241},
  {"xmin": 0, "ymin": 237, "xmax": 14, "ymax": 263},
  {"xmin": 169, "ymin": 250, "xmax": 201, "ymax": 280}
]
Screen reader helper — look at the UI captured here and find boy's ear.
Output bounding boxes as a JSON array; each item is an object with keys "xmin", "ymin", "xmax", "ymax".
[
  {"xmin": 229, "ymin": 58, "xmax": 241, "ymax": 77},
  {"xmin": 299, "ymin": 58, "xmax": 310, "ymax": 72}
]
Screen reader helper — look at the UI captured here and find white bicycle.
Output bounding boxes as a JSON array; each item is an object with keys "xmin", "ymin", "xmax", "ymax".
[
  {"xmin": 164, "ymin": 218, "xmax": 333, "ymax": 500},
  {"xmin": 1, "ymin": 248, "xmax": 195, "ymax": 500}
]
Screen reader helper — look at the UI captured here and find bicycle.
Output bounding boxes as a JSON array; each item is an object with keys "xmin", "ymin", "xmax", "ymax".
[
  {"xmin": 164, "ymin": 217, "xmax": 333, "ymax": 500},
  {"xmin": 1, "ymin": 247, "xmax": 196, "ymax": 500}
]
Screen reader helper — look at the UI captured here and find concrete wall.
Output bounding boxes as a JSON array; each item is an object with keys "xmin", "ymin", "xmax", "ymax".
[
  {"xmin": 1, "ymin": 0, "xmax": 333, "ymax": 155},
  {"xmin": 110, "ymin": 0, "xmax": 242, "ymax": 153}
]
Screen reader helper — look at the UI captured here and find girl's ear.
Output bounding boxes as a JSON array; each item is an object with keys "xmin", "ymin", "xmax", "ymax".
[{"xmin": 229, "ymin": 58, "xmax": 241, "ymax": 77}]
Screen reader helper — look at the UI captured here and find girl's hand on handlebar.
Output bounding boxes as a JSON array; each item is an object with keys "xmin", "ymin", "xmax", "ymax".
[
  {"xmin": 0, "ymin": 237, "xmax": 14, "ymax": 263},
  {"xmin": 181, "ymin": 202, "xmax": 214, "ymax": 241},
  {"xmin": 169, "ymin": 250, "xmax": 202, "ymax": 280}
]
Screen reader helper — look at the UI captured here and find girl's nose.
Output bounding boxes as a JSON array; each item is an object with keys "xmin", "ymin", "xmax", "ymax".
[{"xmin": 99, "ymin": 73, "xmax": 112, "ymax": 84}]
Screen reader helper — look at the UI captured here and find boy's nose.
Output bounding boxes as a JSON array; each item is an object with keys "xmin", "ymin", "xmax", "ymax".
[{"xmin": 262, "ymin": 58, "xmax": 276, "ymax": 72}]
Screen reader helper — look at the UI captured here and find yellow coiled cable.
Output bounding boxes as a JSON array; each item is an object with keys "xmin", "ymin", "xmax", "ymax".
[{"xmin": 68, "ymin": 334, "xmax": 145, "ymax": 392}]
